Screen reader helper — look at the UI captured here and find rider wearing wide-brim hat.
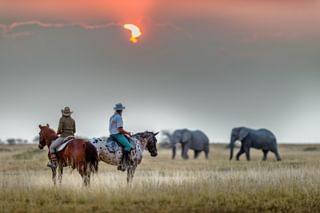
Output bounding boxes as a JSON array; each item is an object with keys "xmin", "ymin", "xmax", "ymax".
[
  {"xmin": 109, "ymin": 103, "xmax": 133, "ymax": 171},
  {"xmin": 47, "ymin": 106, "xmax": 76, "ymax": 168}
]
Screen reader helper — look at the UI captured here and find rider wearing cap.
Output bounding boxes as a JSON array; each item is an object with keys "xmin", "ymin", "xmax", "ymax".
[
  {"xmin": 47, "ymin": 106, "xmax": 76, "ymax": 168},
  {"xmin": 109, "ymin": 103, "xmax": 132, "ymax": 170}
]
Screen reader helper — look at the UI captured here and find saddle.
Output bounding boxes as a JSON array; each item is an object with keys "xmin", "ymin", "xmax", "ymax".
[{"xmin": 56, "ymin": 136, "xmax": 75, "ymax": 152}]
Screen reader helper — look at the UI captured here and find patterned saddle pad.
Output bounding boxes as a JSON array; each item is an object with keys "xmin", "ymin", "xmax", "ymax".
[{"xmin": 90, "ymin": 137, "xmax": 135, "ymax": 153}]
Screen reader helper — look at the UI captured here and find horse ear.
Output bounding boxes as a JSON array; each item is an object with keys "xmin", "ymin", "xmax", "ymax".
[
  {"xmin": 154, "ymin": 132, "xmax": 159, "ymax": 136},
  {"xmin": 46, "ymin": 123, "xmax": 49, "ymax": 127},
  {"xmin": 39, "ymin": 124, "xmax": 42, "ymax": 129}
]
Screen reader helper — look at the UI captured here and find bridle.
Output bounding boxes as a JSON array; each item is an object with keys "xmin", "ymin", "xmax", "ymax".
[
  {"xmin": 145, "ymin": 134, "xmax": 158, "ymax": 156},
  {"xmin": 38, "ymin": 127, "xmax": 57, "ymax": 149},
  {"xmin": 38, "ymin": 132, "xmax": 46, "ymax": 149}
]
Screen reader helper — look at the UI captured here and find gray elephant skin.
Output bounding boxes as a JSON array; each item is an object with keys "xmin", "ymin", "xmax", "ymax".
[
  {"xmin": 165, "ymin": 129, "xmax": 210, "ymax": 160},
  {"xmin": 229, "ymin": 127, "xmax": 281, "ymax": 161}
]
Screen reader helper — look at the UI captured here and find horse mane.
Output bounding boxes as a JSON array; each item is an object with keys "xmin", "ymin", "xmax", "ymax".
[
  {"xmin": 133, "ymin": 131, "xmax": 152, "ymax": 141},
  {"xmin": 133, "ymin": 131, "xmax": 157, "ymax": 148},
  {"xmin": 43, "ymin": 126, "xmax": 58, "ymax": 140},
  {"xmin": 133, "ymin": 131, "xmax": 153, "ymax": 137}
]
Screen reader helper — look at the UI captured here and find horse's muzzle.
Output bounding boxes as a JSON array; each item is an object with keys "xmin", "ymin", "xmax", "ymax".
[{"xmin": 38, "ymin": 144, "xmax": 44, "ymax": 150}]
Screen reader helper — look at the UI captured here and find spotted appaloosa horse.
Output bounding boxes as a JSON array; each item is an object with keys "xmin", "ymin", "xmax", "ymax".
[
  {"xmin": 38, "ymin": 124, "xmax": 98, "ymax": 186},
  {"xmin": 91, "ymin": 131, "xmax": 158, "ymax": 183}
]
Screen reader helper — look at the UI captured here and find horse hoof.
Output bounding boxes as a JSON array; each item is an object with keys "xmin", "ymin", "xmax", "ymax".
[
  {"xmin": 117, "ymin": 165, "xmax": 127, "ymax": 172},
  {"xmin": 117, "ymin": 165, "xmax": 125, "ymax": 171}
]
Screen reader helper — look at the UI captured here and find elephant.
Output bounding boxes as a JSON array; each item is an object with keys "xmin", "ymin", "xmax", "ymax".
[
  {"xmin": 164, "ymin": 129, "xmax": 210, "ymax": 160},
  {"xmin": 229, "ymin": 127, "xmax": 281, "ymax": 161}
]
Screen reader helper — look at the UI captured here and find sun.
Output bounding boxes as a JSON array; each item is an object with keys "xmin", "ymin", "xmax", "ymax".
[{"xmin": 123, "ymin": 24, "xmax": 142, "ymax": 43}]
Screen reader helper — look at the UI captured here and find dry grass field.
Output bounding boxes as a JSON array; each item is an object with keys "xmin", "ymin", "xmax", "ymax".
[{"xmin": 1, "ymin": 143, "xmax": 320, "ymax": 212}]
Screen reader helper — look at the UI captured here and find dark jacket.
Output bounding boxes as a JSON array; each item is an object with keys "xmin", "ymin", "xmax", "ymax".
[{"xmin": 57, "ymin": 116, "xmax": 76, "ymax": 137}]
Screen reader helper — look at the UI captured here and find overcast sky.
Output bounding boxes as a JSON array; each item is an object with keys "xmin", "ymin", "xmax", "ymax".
[{"xmin": 0, "ymin": 0, "xmax": 320, "ymax": 143}]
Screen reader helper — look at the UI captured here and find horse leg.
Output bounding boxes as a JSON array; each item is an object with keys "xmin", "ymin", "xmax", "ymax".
[
  {"xmin": 58, "ymin": 166, "xmax": 63, "ymax": 185},
  {"xmin": 86, "ymin": 170, "xmax": 91, "ymax": 186},
  {"xmin": 80, "ymin": 164, "xmax": 90, "ymax": 187},
  {"xmin": 126, "ymin": 167, "xmax": 131, "ymax": 184},
  {"xmin": 51, "ymin": 167, "xmax": 57, "ymax": 186},
  {"xmin": 84, "ymin": 164, "xmax": 91, "ymax": 187},
  {"xmin": 127, "ymin": 165, "xmax": 136, "ymax": 184}
]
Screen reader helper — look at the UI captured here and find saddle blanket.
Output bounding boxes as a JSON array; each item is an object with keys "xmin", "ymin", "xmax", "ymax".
[
  {"xmin": 90, "ymin": 137, "xmax": 136, "ymax": 153},
  {"xmin": 56, "ymin": 136, "xmax": 75, "ymax": 152}
]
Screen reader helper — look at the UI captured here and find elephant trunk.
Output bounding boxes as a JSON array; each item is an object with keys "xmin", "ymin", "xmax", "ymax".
[
  {"xmin": 172, "ymin": 144, "xmax": 176, "ymax": 160},
  {"xmin": 229, "ymin": 140, "xmax": 235, "ymax": 160}
]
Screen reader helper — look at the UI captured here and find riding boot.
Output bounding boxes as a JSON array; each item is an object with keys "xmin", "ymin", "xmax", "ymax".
[
  {"xmin": 47, "ymin": 153, "xmax": 57, "ymax": 168},
  {"xmin": 118, "ymin": 150, "xmax": 130, "ymax": 171}
]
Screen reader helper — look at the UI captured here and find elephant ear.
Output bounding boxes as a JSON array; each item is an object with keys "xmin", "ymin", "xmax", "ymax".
[
  {"xmin": 182, "ymin": 130, "xmax": 192, "ymax": 143},
  {"xmin": 239, "ymin": 129, "xmax": 249, "ymax": 141}
]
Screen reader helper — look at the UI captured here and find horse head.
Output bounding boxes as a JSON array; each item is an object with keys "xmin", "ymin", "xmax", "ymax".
[
  {"xmin": 140, "ymin": 131, "xmax": 159, "ymax": 157},
  {"xmin": 38, "ymin": 124, "xmax": 57, "ymax": 149}
]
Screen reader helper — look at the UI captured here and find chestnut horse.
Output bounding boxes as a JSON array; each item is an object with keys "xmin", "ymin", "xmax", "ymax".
[{"xmin": 38, "ymin": 124, "xmax": 98, "ymax": 186}]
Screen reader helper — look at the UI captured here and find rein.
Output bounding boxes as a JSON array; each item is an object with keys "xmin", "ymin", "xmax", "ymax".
[{"xmin": 46, "ymin": 133, "xmax": 58, "ymax": 148}]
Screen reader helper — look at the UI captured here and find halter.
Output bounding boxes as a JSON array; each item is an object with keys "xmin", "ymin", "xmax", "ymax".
[{"xmin": 133, "ymin": 132, "xmax": 158, "ymax": 156}]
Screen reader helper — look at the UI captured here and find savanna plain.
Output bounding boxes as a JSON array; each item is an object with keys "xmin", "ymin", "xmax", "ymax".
[{"xmin": 1, "ymin": 143, "xmax": 320, "ymax": 213}]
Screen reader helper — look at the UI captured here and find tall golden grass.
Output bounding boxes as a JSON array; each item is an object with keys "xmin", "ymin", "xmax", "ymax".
[{"xmin": 1, "ymin": 144, "xmax": 320, "ymax": 212}]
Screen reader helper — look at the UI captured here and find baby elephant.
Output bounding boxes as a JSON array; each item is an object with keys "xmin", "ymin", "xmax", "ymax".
[{"xmin": 229, "ymin": 127, "xmax": 281, "ymax": 161}]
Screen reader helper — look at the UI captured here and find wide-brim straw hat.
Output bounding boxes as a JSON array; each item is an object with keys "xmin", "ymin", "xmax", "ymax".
[
  {"xmin": 61, "ymin": 106, "xmax": 73, "ymax": 116},
  {"xmin": 113, "ymin": 103, "xmax": 125, "ymax": 111}
]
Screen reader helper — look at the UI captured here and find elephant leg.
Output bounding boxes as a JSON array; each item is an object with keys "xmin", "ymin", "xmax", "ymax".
[
  {"xmin": 262, "ymin": 150, "xmax": 268, "ymax": 161},
  {"xmin": 184, "ymin": 153, "xmax": 189, "ymax": 160},
  {"xmin": 181, "ymin": 144, "xmax": 189, "ymax": 160},
  {"xmin": 181, "ymin": 144, "xmax": 185, "ymax": 159},
  {"xmin": 172, "ymin": 146, "xmax": 176, "ymax": 160},
  {"xmin": 204, "ymin": 150, "xmax": 209, "ymax": 160},
  {"xmin": 272, "ymin": 149, "xmax": 282, "ymax": 161},
  {"xmin": 236, "ymin": 146, "xmax": 245, "ymax": 160},
  {"xmin": 194, "ymin": 150, "xmax": 200, "ymax": 159},
  {"xmin": 244, "ymin": 147, "xmax": 250, "ymax": 161}
]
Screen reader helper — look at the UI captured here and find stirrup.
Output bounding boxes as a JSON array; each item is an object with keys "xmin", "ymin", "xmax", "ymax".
[
  {"xmin": 118, "ymin": 157, "xmax": 128, "ymax": 171},
  {"xmin": 47, "ymin": 160, "xmax": 57, "ymax": 168}
]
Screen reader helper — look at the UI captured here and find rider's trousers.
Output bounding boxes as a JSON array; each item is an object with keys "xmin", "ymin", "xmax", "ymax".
[
  {"xmin": 50, "ymin": 137, "xmax": 65, "ymax": 153},
  {"xmin": 111, "ymin": 134, "xmax": 132, "ymax": 151}
]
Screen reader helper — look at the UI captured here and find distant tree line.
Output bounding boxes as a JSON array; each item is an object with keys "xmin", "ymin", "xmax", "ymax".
[{"xmin": 0, "ymin": 138, "xmax": 29, "ymax": 145}]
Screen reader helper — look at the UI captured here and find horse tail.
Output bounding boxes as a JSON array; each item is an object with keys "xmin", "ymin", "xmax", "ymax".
[{"xmin": 84, "ymin": 142, "xmax": 99, "ymax": 173}]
